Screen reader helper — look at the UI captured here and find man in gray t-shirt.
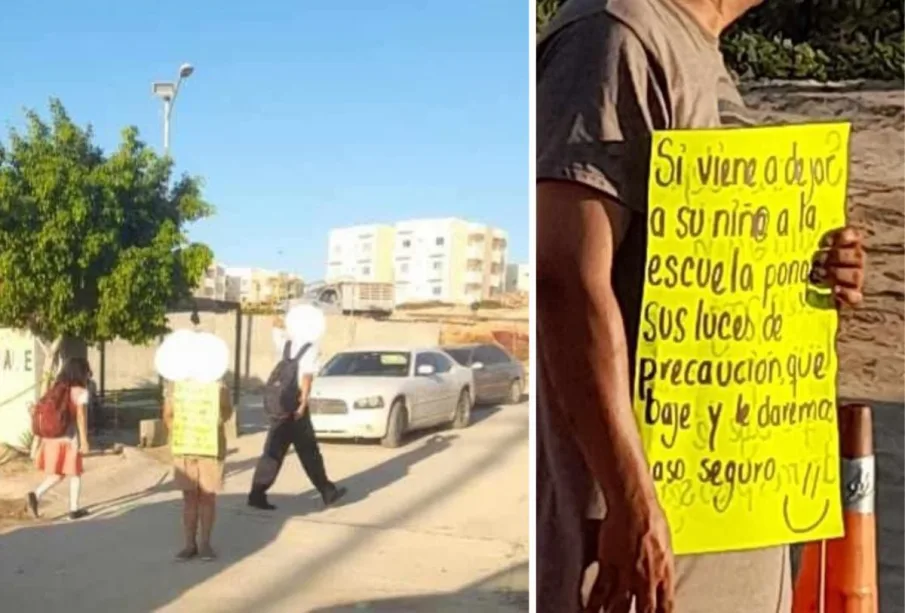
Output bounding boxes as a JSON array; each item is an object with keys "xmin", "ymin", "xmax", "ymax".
[{"xmin": 537, "ymin": 0, "xmax": 867, "ymax": 611}]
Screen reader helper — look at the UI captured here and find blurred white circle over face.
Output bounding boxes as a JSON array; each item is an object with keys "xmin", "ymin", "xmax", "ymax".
[
  {"xmin": 155, "ymin": 329, "xmax": 229, "ymax": 383},
  {"xmin": 191, "ymin": 332, "xmax": 229, "ymax": 383},
  {"xmin": 285, "ymin": 304, "xmax": 326, "ymax": 344},
  {"xmin": 155, "ymin": 329, "xmax": 196, "ymax": 382}
]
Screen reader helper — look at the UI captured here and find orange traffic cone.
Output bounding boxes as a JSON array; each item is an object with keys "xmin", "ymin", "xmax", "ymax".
[{"xmin": 792, "ymin": 403, "xmax": 879, "ymax": 613}]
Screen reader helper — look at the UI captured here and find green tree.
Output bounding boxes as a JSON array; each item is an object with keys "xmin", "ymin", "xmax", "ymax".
[{"xmin": 0, "ymin": 99, "xmax": 213, "ymax": 384}]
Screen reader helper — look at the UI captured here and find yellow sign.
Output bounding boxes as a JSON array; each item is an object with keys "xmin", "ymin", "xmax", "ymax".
[
  {"xmin": 636, "ymin": 123, "xmax": 850, "ymax": 555},
  {"xmin": 171, "ymin": 380, "xmax": 220, "ymax": 457}
]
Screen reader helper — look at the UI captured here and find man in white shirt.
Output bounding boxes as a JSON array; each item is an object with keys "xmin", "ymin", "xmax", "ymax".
[{"xmin": 247, "ymin": 317, "xmax": 346, "ymax": 510}]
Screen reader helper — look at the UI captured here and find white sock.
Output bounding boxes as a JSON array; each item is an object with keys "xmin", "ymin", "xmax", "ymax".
[
  {"xmin": 35, "ymin": 475, "xmax": 63, "ymax": 500},
  {"xmin": 69, "ymin": 476, "xmax": 82, "ymax": 512}
]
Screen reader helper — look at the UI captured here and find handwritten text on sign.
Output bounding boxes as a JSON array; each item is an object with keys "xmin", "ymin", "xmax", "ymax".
[
  {"xmin": 636, "ymin": 123, "xmax": 850, "ymax": 555},
  {"xmin": 171, "ymin": 380, "xmax": 220, "ymax": 457}
]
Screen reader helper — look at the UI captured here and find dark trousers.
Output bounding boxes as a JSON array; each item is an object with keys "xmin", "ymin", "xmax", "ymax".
[{"xmin": 250, "ymin": 411, "xmax": 331, "ymax": 496}]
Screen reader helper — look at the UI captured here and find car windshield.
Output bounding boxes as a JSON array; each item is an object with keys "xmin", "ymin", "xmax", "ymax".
[
  {"xmin": 443, "ymin": 348, "xmax": 473, "ymax": 366},
  {"xmin": 320, "ymin": 351, "xmax": 411, "ymax": 377}
]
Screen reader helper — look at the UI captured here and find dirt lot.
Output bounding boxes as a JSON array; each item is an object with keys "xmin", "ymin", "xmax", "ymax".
[{"xmin": 741, "ymin": 84, "xmax": 904, "ymax": 403}]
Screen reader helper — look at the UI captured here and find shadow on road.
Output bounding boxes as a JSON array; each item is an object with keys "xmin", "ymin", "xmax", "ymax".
[
  {"xmin": 309, "ymin": 561, "xmax": 529, "ymax": 612},
  {"xmin": 0, "ymin": 492, "xmax": 294, "ymax": 612}
]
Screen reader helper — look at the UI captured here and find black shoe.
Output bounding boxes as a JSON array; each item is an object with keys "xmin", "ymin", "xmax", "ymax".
[
  {"xmin": 321, "ymin": 485, "xmax": 347, "ymax": 508},
  {"xmin": 68, "ymin": 509, "xmax": 90, "ymax": 521},
  {"xmin": 26, "ymin": 492, "xmax": 38, "ymax": 518},
  {"xmin": 247, "ymin": 494, "xmax": 276, "ymax": 511}
]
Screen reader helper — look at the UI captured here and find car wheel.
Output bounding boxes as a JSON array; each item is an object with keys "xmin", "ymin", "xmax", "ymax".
[
  {"xmin": 451, "ymin": 389, "xmax": 471, "ymax": 429},
  {"xmin": 381, "ymin": 400, "xmax": 407, "ymax": 448},
  {"xmin": 506, "ymin": 379, "xmax": 522, "ymax": 405}
]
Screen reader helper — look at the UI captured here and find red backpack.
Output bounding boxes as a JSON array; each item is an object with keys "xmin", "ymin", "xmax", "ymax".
[{"xmin": 31, "ymin": 384, "xmax": 73, "ymax": 438}]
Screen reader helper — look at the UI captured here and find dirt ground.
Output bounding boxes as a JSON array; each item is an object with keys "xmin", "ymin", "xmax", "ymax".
[{"xmin": 742, "ymin": 84, "xmax": 905, "ymax": 403}]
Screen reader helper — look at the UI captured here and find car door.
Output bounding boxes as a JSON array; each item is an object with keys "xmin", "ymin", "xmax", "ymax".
[
  {"xmin": 410, "ymin": 352, "xmax": 442, "ymax": 426},
  {"xmin": 425, "ymin": 351, "xmax": 459, "ymax": 423},
  {"xmin": 471, "ymin": 345, "xmax": 498, "ymax": 403},
  {"xmin": 485, "ymin": 345, "xmax": 517, "ymax": 399}
]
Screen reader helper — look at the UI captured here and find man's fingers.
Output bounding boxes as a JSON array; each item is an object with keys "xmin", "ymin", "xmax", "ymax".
[
  {"xmin": 834, "ymin": 286, "xmax": 863, "ymax": 308},
  {"xmin": 584, "ymin": 571, "xmax": 609, "ymax": 613},
  {"xmin": 826, "ymin": 246, "xmax": 864, "ymax": 268},
  {"xmin": 829, "ymin": 266, "xmax": 864, "ymax": 289},
  {"xmin": 822, "ymin": 227, "xmax": 862, "ymax": 248},
  {"xmin": 607, "ymin": 592, "xmax": 632, "ymax": 613},
  {"xmin": 635, "ymin": 582, "xmax": 657, "ymax": 613},
  {"xmin": 657, "ymin": 575, "xmax": 676, "ymax": 613}
]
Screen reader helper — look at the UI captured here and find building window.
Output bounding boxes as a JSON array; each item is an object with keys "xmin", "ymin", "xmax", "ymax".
[
  {"xmin": 400, "ymin": 263, "xmax": 409, "ymax": 274},
  {"xmin": 432, "ymin": 260, "xmax": 443, "ymax": 271},
  {"xmin": 402, "ymin": 239, "xmax": 411, "ymax": 248},
  {"xmin": 435, "ymin": 237, "xmax": 445, "ymax": 247},
  {"xmin": 432, "ymin": 286, "xmax": 442, "ymax": 296},
  {"xmin": 362, "ymin": 242, "xmax": 372, "ymax": 253},
  {"xmin": 362, "ymin": 266, "xmax": 371, "ymax": 276}
]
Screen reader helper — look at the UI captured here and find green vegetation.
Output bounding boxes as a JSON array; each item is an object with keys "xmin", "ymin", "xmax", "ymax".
[
  {"xmin": 536, "ymin": 0, "xmax": 904, "ymax": 81},
  {"xmin": 0, "ymin": 100, "xmax": 213, "ymax": 372}
]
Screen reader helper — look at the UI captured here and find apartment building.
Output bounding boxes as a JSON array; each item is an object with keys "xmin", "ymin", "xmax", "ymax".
[
  {"xmin": 393, "ymin": 218, "xmax": 507, "ymax": 304},
  {"xmin": 325, "ymin": 224, "xmax": 396, "ymax": 283},
  {"xmin": 505, "ymin": 263, "xmax": 530, "ymax": 293},
  {"xmin": 193, "ymin": 263, "xmax": 228, "ymax": 301},
  {"xmin": 326, "ymin": 218, "xmax": 508, "ymax": 305},
  {"xmin": 225, "ymin": 267, "xmax": 303, "ymax": 308}
]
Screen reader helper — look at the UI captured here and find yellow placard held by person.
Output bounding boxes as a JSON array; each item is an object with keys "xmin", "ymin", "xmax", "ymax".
[
  {"xmin": 170, "ymin": 380, "xmax": 220, "ymax": 457},
  {"xmin": 635, "ymin": 123, "xmax": 850, "ymax": 555}
]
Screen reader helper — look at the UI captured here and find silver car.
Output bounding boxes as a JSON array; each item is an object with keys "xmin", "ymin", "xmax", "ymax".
[{"xmin": 308, "ymin": 346, "xmax": 474, "ymax": 448}]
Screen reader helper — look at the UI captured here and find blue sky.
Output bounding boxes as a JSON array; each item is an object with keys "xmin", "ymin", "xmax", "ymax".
[{"xmin": 0, "ymin": 1, "xmax": 528, "ymax": 281}]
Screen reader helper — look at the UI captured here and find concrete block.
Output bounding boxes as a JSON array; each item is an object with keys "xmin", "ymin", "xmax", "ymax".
[{"xmin": 138, "ymin": 418, "xmax": 168, "ymax": 448}]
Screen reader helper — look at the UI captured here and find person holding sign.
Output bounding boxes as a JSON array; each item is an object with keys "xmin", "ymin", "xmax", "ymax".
[
  {"xmin": 163, "ymin": 378, "xmax": 234, "ymax": 561},
  {"xmin": 536, "ymin": 1, "xmax": 866, "ymax": 612}
]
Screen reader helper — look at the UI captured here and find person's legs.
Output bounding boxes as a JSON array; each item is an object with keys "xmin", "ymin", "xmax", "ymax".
[
  {"xmin": 177, "ymin": 489, "xmax": 200, "ymax": 560},
  {"xmin": 291, "ymin": 412, "xmax": 345, "ymax": 505},
  {"xmin": 35, "ymin": 474, "xmax": 63, "ymax": 499},
  {"xmin": 197, "ymin": 491, "xmax": 217, "ymax": 560},
  {"xmin": 67, "ymin": 476, "xmax": 88, "ymax": 519},
  {"xmin": 197, "ymin": 458, "xmax": 222, "ymax": 560},
  {"xmin": 248, "ymin": 419, "xmax": 293, "ymax": 509},
  {"xmin": 27, "ymin": 474, "xmax": 63, "ymax": 517}
]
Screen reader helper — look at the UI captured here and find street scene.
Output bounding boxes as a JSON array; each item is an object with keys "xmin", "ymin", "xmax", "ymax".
[
  {"xmin": 0, "ymin": 394, "xmax": 529, "ymax": 611},
  {"xmin": 0, "ymin": 2, "xmax": 528, "ymax": 612}
]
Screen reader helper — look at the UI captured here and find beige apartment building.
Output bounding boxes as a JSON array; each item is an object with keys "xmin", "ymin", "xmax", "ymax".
[
  {"xmin": 193, "ymin": 263, "xmax": 229, "ymax": 301},
  {"xmin": 325, "ymin": 224, "xmax": 396, "ymax": 283},
  {"xmin": 327, "ymin": 218, "xmax": 508, "ymax": 305},
  {"xmin": 225, "ymin": 267, "xmax": 303, "ymax": 308}
]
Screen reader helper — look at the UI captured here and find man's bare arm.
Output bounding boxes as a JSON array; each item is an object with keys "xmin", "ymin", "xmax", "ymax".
[
  {"xmin": 537, "ymin": 180, "xmax": 656, "ymax": 506},
  {"xmin": 297, "ymin": 374, "xmax": 313, "ymax": 415}
]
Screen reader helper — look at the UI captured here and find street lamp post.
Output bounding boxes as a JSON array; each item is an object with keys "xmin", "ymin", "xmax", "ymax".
[{"xmin": 151, "ymin": 63, "xmax": 195, "ymax": 155}]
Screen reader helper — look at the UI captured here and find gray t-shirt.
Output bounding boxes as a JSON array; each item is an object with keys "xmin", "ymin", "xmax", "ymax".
[{"xmin": 537, "ymin": 0, "xmax": 791, "ymax": 611}]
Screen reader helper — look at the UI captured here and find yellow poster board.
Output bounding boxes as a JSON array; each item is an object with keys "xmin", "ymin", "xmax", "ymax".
[
  {"xmin": 636, "ymin": 123, "xmax": 850, "ymax": 555},
  {"xmin": 171, "ymin": 380, "xmax": 220, "ymax": 457}
]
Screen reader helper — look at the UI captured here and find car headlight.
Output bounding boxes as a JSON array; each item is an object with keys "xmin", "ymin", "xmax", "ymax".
[{"xmin": 353, "ymin": 396, "xmax": 385, "ymax": 409}]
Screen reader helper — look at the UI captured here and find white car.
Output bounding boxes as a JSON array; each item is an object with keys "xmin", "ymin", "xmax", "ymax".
[{"xmin": 308, "ymin": 346, "xmax": 475, "ymax": 447}]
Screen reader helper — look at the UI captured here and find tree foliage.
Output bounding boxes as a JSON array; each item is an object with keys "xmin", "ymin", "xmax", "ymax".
[
  {"xmin": 0, "ymin": 99, "xmax": 213, "ymax": 350},
  {"xmin": 536, "ymin": 0, "xmax": 904, "ymax": 80}
]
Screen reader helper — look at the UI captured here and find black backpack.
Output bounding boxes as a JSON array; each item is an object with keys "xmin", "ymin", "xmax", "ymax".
[{"xmin": 262, "ymin": 341, "xmax": 312, "ymax": 423}]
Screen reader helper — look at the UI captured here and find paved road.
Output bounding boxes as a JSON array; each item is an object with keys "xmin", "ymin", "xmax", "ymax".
[{"xmin": 0, "ymin": 400, "xmax": 529, "ymax": 612}]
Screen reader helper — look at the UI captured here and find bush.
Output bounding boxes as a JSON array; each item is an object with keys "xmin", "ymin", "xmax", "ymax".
[{"xmin": 722, "ymin": 30, "xmax": 904, "ymax": 81}]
